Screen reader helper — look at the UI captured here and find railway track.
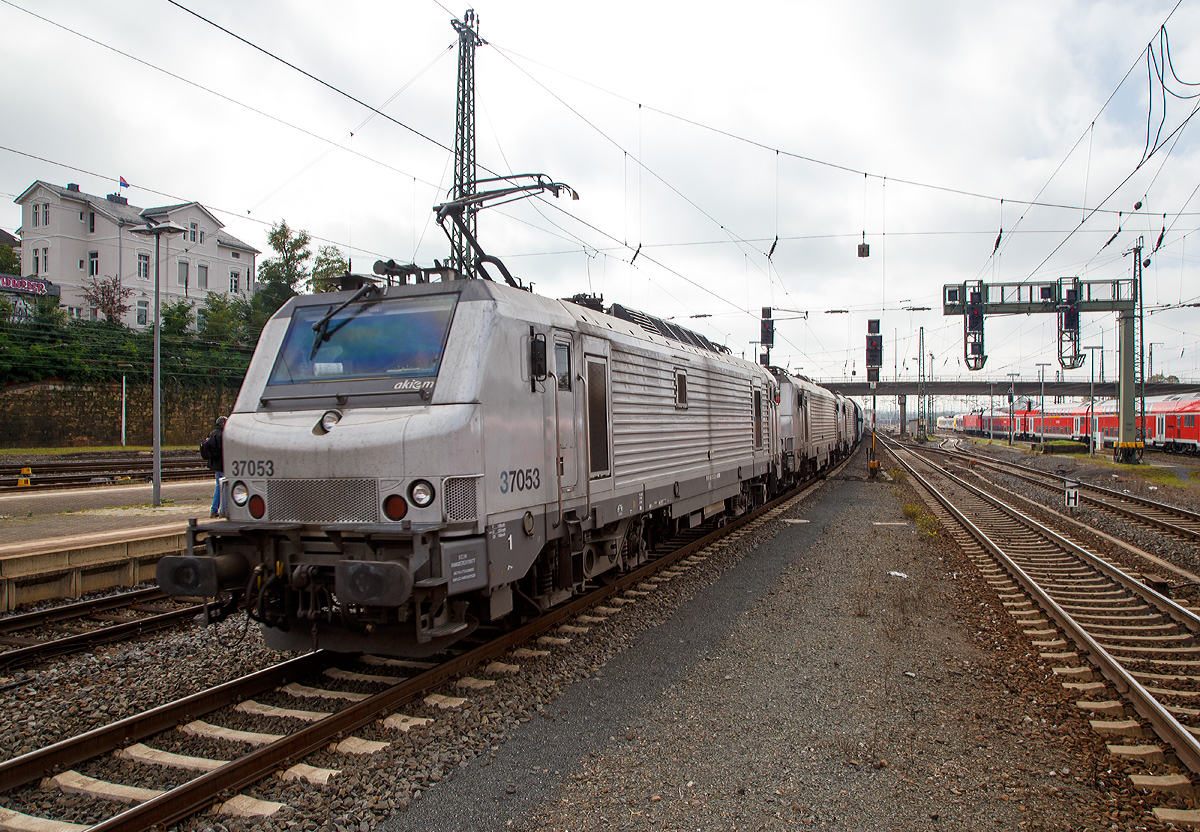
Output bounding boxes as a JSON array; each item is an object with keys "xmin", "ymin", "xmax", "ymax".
[
  {"xmin": 934, "ymin": 440, "xmax": 1200, "ymax": 542},
  {"xmin": 0, "ymin": 454, "xmax": 848, "ymax": 831},
  {"xmin": 0, "ymin": 455, "xmax": 209, "ymax": 492},
  {"xmin": 0, "ymin": 588, "xmax": 206, "ymax": 673},
  {"xmin": 882, "ymin": 435, "xmax": 1200, "ymax": 820}
]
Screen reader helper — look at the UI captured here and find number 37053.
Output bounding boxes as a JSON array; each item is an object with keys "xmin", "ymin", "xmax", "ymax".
[{"xmin": 500, "ymin": 468, "xmax": 539, "ymax": 493}]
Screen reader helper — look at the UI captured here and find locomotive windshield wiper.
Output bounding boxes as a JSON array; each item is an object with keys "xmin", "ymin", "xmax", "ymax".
[{"xmin": 310, "ymin": 283, "xmax": 380, "ymax": 360}]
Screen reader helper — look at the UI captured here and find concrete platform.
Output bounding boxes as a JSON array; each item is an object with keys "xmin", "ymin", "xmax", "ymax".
[{"xmin": 0, "ymin": 481, "xmax": 212, "ymax": 610}]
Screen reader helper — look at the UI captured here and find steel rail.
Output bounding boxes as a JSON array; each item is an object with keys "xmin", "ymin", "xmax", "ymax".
[
  {"xmin": 948, "ymin": 440, "xmax": 1200, "ymax": 527},
  {"xmin": 0, "ymin": 651, "xmax": 333, "ymax": 793},
  {"xmin": 894, "ymin": 441, "xmax": 1200, "ymax": 633},
  {"xmin": 0, "ymin": 604, "xmax": 206, "ymax": 671},
  {"xmin": 0, "ymin": 468, "xmax": 211, "ymax": 492},
  {"xmin": 0, "ymin": 455, "xmax": 202, "ymax": 474},
  {"xmin": 89, "ymin": 453, "xmax": 850, "ymax": 832},
  {"xmin": 883, "ymin": 437, "xmax": 1200, "ymax": 775},
  {"xmin": 922, "ymin": 443, "xmax": 1200, "ymax": 542},
  {"xmin": 0, "ymin": 588, "xmax": 165, "ymax": 635}
]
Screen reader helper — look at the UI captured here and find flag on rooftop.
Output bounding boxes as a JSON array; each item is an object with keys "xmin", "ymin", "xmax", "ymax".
[{"xmin": 119, "ymin": 177, "xmax": 129, "ymax": 188}]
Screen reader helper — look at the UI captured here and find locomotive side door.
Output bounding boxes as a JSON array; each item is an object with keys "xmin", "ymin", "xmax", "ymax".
[
  {"xmin": 582, "ymin": 336, "xmax": 613, "ymax": 492},
  {"xmin": 1157, "ymin": 414, "xmax": 1165, "ymax": 442},
  {"xmin": 552, "ymin": 331, "xmax": 579, "ymax": 491}
]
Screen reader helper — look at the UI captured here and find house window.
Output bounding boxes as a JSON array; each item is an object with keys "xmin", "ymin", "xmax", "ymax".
[
  {"xmin": 89, "ymin": 212, "xmax": 95, "ymax": 234},
  {"xmin": 89, "ymin": 308, "xmax": 98, "ymax": 321},
  {"xmin": 230, "ymin": 271, "xmax": 240, "ymax": 293},
  {"xmin": 189, "ymin": 222, "xmax": 197, "ymax": 243},
  {"xmin": 136, "ymin": 300, "xmax": 148, "ymax": 326},
  {"xmin": 79, "ymin": 211, "xmax": 84, "ymax": 222},
  {"xmin": 41, "ymin": 247, "xmax": 48, "ymax": 273},
  {"xmin": 199, "ymin": 229, "xmax": 205, "ymax": 244},
  {"xmin": 232, "ymin": 251, "xmax": 240, "ymax": 259},
  {"xmin": 32, "ymin": 251, "xmax": 39, "ymax": 275},
  {"xmin": 31, "ymin": 205, "xmax": 38, "ymax": 228},
  {"xmin": 197, "ymin": 264, "xmax": 208, "ymax": 289},
  {"xmin": 675, "ymin": 370, "xmax": 688, "ymax": 409},
  {"xmin": 68, "ymin": 307, "xmax": 81, "ymax": 319},
  {"xmin": 178, "ymin": 260, "xmax": 189, "ymax": 287},
  {"xmin": 42, "ymin": 204, "xmax": 49, "ymax": 226},
  {"xmin": 88, "ymin": 251, "xmax": 99, "ymax": 276},
  {"xmin": 137, "ymin": 253, "xmax": 150, "ymax": 279}
]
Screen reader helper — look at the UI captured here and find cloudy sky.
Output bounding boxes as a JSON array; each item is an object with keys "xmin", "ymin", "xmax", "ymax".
[{"xmin": 3, "ymin": 0, "xmax": 1199, "ymax": 405}]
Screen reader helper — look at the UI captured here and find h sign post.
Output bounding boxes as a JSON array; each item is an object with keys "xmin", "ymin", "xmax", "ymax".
[{"xmin": 1064, "ymin": 478, "xmax": 1080, "ymax": 509}]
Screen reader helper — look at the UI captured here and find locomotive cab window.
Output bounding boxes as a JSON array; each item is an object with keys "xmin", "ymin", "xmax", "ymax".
[
  {"xmin": 555, "ymin": 342, "xmax": 571, "ymax": 391},
  {"xmin": 267, "ymin": 294, "xmax": 458, "ymax": 386},
  {"xmin": 675, "ymin": 370, "xmax": 687, "ymax": 409}
]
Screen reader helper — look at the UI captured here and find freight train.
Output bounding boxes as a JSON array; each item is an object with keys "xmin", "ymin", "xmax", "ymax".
[{"xmin": 157, "ymin": 270, "xmax": 863, "ymax": 656}]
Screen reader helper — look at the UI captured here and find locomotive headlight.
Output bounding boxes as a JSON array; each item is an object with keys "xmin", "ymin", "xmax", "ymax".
[
  {"xmin": 313, "ymin": 409, "xmax": 342, "ymax": 436},
  {"xmin": 231, "ymin": 481, "xmax": 250, "ymax": 506},
  {"xmin": 409, "ymin": 480, "xmax": 435, "ymax": 508}
]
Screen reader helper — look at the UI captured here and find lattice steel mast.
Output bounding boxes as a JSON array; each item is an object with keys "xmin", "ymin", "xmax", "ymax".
[{"xmin": 451, "ymin": 10, "xmax": 483, "ymax": 277}]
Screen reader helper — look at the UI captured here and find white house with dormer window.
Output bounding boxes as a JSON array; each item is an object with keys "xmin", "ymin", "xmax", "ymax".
[{"xmin": 14, "ymin": 180, "xmax": 259, "ymax": 328}]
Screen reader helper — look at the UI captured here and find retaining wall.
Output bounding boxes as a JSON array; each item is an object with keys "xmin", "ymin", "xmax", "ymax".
[{"xmin": 0, "ymin": 382, "xmax": 238, "ymax": 448}]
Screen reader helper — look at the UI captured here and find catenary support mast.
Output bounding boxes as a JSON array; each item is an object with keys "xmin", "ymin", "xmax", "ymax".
[{"xmin": 451, "ymin": 10, "xmax": 483, "ymax": 277}]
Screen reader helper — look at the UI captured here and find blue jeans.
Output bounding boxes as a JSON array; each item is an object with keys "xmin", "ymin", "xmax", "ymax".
[{"xmin": 211, "ymin": 472, "xmax": 224, "ymax": 515}]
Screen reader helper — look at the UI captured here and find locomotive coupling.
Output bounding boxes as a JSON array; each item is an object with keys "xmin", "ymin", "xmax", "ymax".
[{"xmin": 157, "ymin": 553, "xmax": 250, "ymax": 598}]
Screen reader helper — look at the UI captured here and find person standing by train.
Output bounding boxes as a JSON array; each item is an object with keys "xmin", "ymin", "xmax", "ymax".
[{"xmin": 200, "ymin": 416, "xmax": 227, "ymax": 518}]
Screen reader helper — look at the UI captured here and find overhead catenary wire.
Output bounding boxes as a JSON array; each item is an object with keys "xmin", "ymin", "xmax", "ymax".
[
  {"xmin": 0, "ymin": 0, "xmax": 439, "ymax": 193},
  {"xmin": 164, "ymin": 0, "xmax": 455, "ymax": 157}
]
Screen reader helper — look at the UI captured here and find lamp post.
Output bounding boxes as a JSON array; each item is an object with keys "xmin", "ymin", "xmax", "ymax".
[
  {"xmin": 1006, "ymin": 372, "xmax": 1019, "ymax": 445},
  {"xmin": 117, "ymin": 363, "xmax": 132, "ymax": 447},
  {"xmin": 929, "ymin": 351, "xmax": 934, "ymax": 433},
  {"xmin": 129, "ymin": 221, "xmax": 186, "ymax": 506},
  {"xmin": 989, "ymin": 383, "xmax": 994, "ymax": 441},
  {"xmin": 1084, "ymin": 345, "xmax": 1103, "ymax": 456},
  {"xmin": 1149, "ymin": 342, "xmax": 1165, "ymax": 381},
  {"xmin": 1036, "ymin": 363, "xmax": 1051, "ymax": 445}
]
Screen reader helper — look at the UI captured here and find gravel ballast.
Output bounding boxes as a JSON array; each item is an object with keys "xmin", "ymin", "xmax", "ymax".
[{"xmin": 0, "ymin": 444, "xmax": 1181, "ymax": 830}]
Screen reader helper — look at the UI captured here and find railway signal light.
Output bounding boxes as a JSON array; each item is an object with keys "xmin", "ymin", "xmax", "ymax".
[
  {"xmin": 1063, "ymin": 289, "xmax": 1079, "ymax": 331},
  {"xmin": 967, "ymin": 291, "xmax": 983, "ymax": 332},
  {"xmin": 760, "ymin": 307, "xmax": 774, "ymax": 348},
  {"xmin": 865, "ymin": 334, "xmax": 883, "ymax": 368}
]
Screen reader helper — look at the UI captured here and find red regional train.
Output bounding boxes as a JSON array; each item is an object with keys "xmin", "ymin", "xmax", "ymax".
[{"xmin": 957, "ymin": 392, "xmax": 1200, "ymax": 455}]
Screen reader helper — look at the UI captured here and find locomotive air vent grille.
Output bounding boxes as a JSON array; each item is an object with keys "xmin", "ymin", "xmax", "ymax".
[
  {"xmin": 267, "ymin": 479, "xmax": 379, "ymax": 524},
  {"xmin": 444, "ymin": 476, "xmax": 478, "ymax": 522}
]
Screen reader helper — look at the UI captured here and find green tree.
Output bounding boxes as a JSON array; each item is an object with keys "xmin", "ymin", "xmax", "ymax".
[
  {"xmin": 198, "ymin": 291, "xmax": 251, "ymax": 344},
  {"xmin": 310, "ymin": 244, "xmax": 349, "ymax": 292},
  {"xmin": 249, "ymin": 220, "xmax": 311, "ymax": 341},
  {"xmin": 161, "ymin": 297, "xmax": 195, "ymax": 337},
  {"xmin": 0, "ymin": 245, "xmax": 19, "ymax": 276}
]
